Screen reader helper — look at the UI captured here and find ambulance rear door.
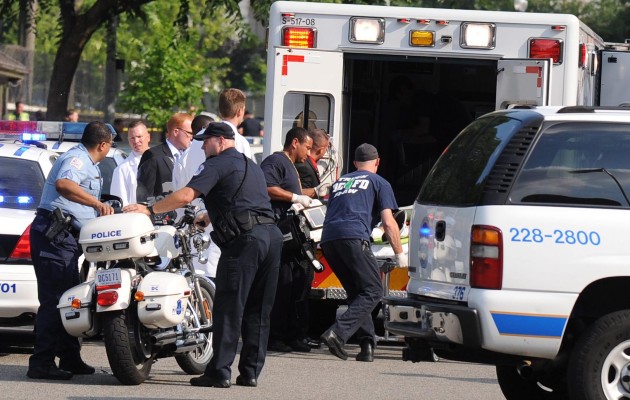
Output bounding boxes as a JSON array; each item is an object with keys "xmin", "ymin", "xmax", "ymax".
[
  {"xmin": 263, "ymin": 47, "xmax": 343, "ymax": 159},
  {"xmin": 496, "ymin": 59, "xmax": 551, "ymax": 109}
]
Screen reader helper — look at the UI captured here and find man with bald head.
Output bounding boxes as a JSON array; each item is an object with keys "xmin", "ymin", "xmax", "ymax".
[{"xmin": 110, "ymin": 120, "xmax": 151, "ymax": 205}]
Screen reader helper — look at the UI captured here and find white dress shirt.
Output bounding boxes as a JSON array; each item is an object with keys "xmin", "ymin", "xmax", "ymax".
[
  {"xmin": 223, "ymin": 120, "xmax": 253, "ymax": 161},
  {"xmin": 110, "ymin": 151, "xmax": 143, "ymax": 206}
]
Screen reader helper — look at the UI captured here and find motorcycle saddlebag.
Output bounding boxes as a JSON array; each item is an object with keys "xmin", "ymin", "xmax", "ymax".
[
  {"xmin": 136, "ymin": 272, "xmax": 190, "ymax": 329},
  {"xmin": 57, "ymin": 281, "xmax": 100, "ymax": 338}
]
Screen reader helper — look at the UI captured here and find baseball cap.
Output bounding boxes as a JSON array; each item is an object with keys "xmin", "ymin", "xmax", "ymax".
[
  {"xmin": 193, "ymin": 122, "xmax": 235, "ymax": 140},
  {"xmin": 354, "ymin": 143, "xmax": 379, "ymax": 162}
]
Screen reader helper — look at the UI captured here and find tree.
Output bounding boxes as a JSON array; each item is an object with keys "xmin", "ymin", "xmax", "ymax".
[{"xmin": 116, "ymin": 2, "xmax": 230, "ymax": 127}]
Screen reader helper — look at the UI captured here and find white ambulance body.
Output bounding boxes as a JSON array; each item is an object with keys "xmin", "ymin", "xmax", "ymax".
[{"xmin": 264, "ymin": 2, "xmax": 609, "ymax": 208}]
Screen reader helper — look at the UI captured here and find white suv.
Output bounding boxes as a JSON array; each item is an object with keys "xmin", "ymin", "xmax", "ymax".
[{"xmin": 384, "ymin": 106, "xmax": 630, "ymax": 400}]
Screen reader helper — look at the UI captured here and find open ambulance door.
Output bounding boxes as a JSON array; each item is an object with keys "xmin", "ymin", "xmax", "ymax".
[
  {"xmin": 496, "ymin": 59, "xmax": 551, "ymax": 109},
  {"xmin": 600, "ymin": 51, "xmax": 630, "ymax": 106},
  {"xmin": 263, "ymin": 48, "xmax": 343, "ymax": 167}
]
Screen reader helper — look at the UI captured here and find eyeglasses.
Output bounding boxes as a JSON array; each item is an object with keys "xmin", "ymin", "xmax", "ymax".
[{"xmin": 177, "ymin": 127, "xmax": 193, "ymax": 136}]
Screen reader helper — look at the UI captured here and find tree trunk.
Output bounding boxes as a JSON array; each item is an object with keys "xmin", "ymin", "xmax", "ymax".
[
  {"xmin": 46, "ymin": 34, "xmax": 85, "ymax": 120},
  {"xmin": 45, "ymin": 0, "xmax": 154, "ymax": 120}
]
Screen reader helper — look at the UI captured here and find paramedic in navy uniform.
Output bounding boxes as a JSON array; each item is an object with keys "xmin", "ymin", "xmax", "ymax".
[
  {"xmin": 27, "ymin": 121, "xmax": 115, "ymax": 380},
  {"xmin": 319, "ymin": 143, "xmax": 408, "ymax": 362},
  {"xmin": 123, "ymin": 122, "xmax": 283, "ymax": 388}
]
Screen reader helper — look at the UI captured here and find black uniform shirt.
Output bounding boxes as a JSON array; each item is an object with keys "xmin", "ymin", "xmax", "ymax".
[{"xmin": 186, "ymin": 147, "xmax": 274, "ymax": 222}]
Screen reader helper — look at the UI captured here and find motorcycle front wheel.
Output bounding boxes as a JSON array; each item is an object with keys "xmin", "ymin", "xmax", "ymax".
[
  {"xmin": 175, "ymin": 277, "xmax": 215, "ymax": 375},
  {"xmin": 102, "ymin": 303, "xmax": 154, "ymax": 385}
]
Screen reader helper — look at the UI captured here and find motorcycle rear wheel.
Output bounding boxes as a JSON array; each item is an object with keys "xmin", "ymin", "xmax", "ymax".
[
  {"xmin": 102, "ymin": 304, "xmax": 154, "ymax": 385},
  {"xmin": 175, "ymin": 277, "xmax": 215, "ymax": 375}
]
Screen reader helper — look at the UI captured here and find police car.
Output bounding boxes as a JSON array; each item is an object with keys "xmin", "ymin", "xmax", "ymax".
[
  {"xmin": 384, "ymin": 106, "xmax": 630, "ymax": 400},
  {"xmin": 0, "ymin": 141, "xmax": 58, "ymax": 326}
]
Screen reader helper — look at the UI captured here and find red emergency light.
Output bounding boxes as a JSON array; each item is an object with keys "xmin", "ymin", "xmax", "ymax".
[
  {"xmin": 529, "ymin": 38, "xmax": 563, "ymax": 64},
  {"xmin": 0, "ymin": 120, "xmax": 45, "ymax": 141},
  {"xmin": 579, "ymin": 43, "xmax": 587, "ymax": 68},
  {"xmin": 282, "ymin": 27, "xmax": 316, "ymax": 48}
]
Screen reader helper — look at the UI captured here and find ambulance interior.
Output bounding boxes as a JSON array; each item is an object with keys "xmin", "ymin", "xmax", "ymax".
[{"xmin": 344, "ymin": 55, "xmax": 497, "ymax": 206}]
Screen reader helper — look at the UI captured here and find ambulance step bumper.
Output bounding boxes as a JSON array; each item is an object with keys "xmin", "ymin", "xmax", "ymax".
[{"xmin": 383, "ymin": 296, "xmax": 482, "ymax": 347}]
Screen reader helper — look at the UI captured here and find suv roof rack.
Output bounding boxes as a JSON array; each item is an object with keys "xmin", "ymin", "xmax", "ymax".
[{"xmin": 557, "ymin": 106, "xmax": 630, "ymax": 114}]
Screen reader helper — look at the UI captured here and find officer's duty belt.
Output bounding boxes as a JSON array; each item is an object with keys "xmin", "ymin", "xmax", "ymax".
[
  {"xmin": 36, "ymin": 208, "xmax": 80, "ymax": 237},
  {"xmin": 251, "ymin": 215, "xmax": 276, "ymax": 225}
]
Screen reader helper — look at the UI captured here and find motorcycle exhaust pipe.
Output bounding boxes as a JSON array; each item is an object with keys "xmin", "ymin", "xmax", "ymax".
[
  {"xmin": 150, "ymin": 331, "xmax": 179, "ymax": 345},
  {"xmin": 174, "ymin": 337, "xmax": 207, "ymax": 353}
]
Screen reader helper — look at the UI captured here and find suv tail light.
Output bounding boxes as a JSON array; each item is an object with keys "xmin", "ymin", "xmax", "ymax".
[
  {"xmin": 470, "ymin": 225, "xmax": 502, "ymax": 289},
  {"xmin": 8, "ymin": 224, "xmax": 32, "ymax": 261}
]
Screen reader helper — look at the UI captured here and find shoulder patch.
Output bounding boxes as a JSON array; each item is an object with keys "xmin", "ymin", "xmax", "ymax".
[
  {"xmin": 70, "ymin": 157, "xmax": 84, "ymax": 169},
  {"xmin": 193, "ymin": 164, "xmax": 205, "ymax": 176},
  {"xmin": 59, "ymin": 170, "xmax": 74, "ymax": 180}
]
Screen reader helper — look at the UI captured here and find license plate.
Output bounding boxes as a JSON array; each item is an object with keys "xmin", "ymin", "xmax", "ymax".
[{"xmin": 96, "ymin": 268, "xmax": 122, "ymax": 286}]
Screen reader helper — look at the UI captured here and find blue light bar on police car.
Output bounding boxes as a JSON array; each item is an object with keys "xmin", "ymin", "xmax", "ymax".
[
  {"xmin": 0, "ymin": 195, "xmax": 33, "ymax": 205},
  {"xmin": 0, "ymin": 120, "xmax": 117, "ymax": 142}
]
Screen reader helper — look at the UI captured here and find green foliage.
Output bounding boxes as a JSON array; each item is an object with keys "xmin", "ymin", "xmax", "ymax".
[{"xmin": 117, "ymin": 15, "xmax": 229, "ymax": 127}]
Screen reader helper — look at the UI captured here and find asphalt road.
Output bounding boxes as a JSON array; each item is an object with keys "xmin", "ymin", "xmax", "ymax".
[{"xmin": 0, "ymin": 329, "xmax": 506, "ymax": 400}]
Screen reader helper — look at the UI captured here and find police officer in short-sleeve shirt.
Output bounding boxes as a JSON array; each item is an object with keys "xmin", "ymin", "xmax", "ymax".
[
  {"xmin": 27, "ymin": 122, "xmax": 115, "ymax": 380},
  {"xmin": 319, "ymin": 143, "xmax": 408, "ymax": 363},
  {"xmin": 123, "ymin": 122, "xmax": 283, "ymax": 388}
]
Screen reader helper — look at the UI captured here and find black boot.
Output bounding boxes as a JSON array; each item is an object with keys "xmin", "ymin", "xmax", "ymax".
[{"xmin": 356, "ymin": 339, "xmax": 374, "ymax": 362}]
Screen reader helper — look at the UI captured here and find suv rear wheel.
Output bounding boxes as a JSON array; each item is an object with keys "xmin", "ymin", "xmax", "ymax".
[
  {"xmin": 568, "ymin": 310, "xmax": 630, "ymax": 400},
  {"xmin": 496, "ymin": 365, "xmax": 567, "ymax": 399}
]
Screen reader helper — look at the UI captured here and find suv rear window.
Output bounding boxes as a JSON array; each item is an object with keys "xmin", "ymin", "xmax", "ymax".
[
  {"xmin": 0, "ymin": 158, "xmax": 45, "ymax": 209},
  {"xmin": 417, "ymin": 115, "xmax": 522, "ymax": 206},
  {"xmin": 510, "ymin": 121, "xmax": 630, "ymax": 208}
]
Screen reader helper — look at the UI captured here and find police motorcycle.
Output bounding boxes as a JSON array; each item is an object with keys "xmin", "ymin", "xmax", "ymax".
[{"xmin": 57, "ymin": 202, "xmax": 215, "ymax": 385}]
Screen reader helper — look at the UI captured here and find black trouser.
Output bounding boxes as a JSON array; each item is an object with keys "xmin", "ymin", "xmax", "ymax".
[
  {"xmin": 204, "ymin": 223, "xmax": 283, "ymax": 381},
  {"xmin": 269, "ymin": 253, "xmax": 313, "ymax": 343},
  {"xmin": 28, "ymin": 213, "xmax": 82, "ymax": 370},
  {"xmin": 321, "ymin": 239, "xmax": 382, "ymax": 346}
]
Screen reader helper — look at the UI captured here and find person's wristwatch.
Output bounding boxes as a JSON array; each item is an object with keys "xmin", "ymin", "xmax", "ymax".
[{"xmin": 147, "ymin": 204, "xmax": 156, "ymax": 216}]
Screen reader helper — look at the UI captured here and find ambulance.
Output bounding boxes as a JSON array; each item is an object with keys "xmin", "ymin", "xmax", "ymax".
[{"xmin": 262, "ymin": 1, "xmax": 630, "ymax": 335}]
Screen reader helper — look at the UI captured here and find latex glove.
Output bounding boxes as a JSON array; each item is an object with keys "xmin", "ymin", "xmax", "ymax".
[
  {"xmin": 395, "ymin": 252, "xmax": 408, "ymax": 268},
  {"xmin": 315, "ymin": 182, "xmax": 331, "ymax": 198},
  {"xmin": 292, "ymin": 193, "xmax": 313, "ymax": 207}
]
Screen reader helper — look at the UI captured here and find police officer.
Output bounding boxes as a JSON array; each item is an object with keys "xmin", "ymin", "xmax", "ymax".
[
  {"xmin": 124, "ymin": 122, "xmax": 283, "ymax": 388},
  {"xmin": 319, "ymin": 143, "xmax": 408, "ymax": 362},
  {"xmin": 27, "ymin": 121, "xmax": 115, "ymax": 380}
]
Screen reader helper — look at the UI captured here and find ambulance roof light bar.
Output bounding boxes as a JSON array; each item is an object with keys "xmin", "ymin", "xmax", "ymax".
[
  {"xmin": 349, "ymin": 17, "xmax": 385, "ymax": 44},
  {"xmin": 460, "ymin": 22, "xmax": 496, "ymax": 49}
]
